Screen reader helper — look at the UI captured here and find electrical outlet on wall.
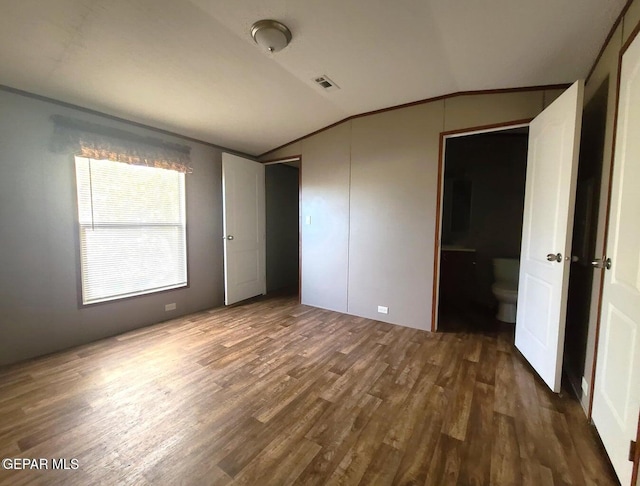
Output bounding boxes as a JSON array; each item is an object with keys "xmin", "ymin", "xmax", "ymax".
[
  {"xmin": 377, "ymin": 306, "xmax": 388, "ymax": 314},
  {"xmin": 165, "ymin": 303, "xmax": 176, "ymax": 311}
]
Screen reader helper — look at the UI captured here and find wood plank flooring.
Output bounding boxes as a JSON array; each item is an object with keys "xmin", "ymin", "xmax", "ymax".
[{"xmin": 0, "ymin": 294, "xmax": 618, "ymax": 485}]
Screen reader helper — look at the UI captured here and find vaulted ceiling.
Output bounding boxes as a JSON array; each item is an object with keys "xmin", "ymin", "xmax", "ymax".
[{"xmin": 0, "ymin": 0, "xmax": 626, "ymax": 155}]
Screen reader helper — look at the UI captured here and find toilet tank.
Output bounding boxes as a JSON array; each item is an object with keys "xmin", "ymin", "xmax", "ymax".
[{"xmin": 493, "ymin": 258, "xmax": 519, "ymax": 283}]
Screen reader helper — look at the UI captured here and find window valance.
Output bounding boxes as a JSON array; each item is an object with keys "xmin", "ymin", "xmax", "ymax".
[{"xmin": 51, "ymin": 115, "xmax": 192, "ymax": 173}]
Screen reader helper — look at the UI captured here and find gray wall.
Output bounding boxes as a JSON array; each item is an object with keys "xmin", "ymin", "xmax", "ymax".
[
  {"xmin": 348, "ymin": 103, "xmax": 443, "ymax": 327},
  {"xmin": 265, "ymin": 164, "xmax": 299, "ymax": 292},
  {"xmin": 0, "ymin": 90, "xmax": 224, "ymax": 366},
  {"xmin": 300, "ymin": 122, "xmax": 351, "ymax": 312},
  {"xmin": 443, "ymin": 133, "xmax": 528, "ymax": 307},
  {"xmin": 264, "ymin": 88, "xmax": 563, "ymax": 330}
]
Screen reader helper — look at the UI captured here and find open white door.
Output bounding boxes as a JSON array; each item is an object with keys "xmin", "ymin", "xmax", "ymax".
[
  {"xmin": 222, "ymin": 153, "xmax": 266, "ymax": 305},
  {"xmin": 591, "ymin": 32, "xmax": 640, "ymax": 486},
  {"xmin": 515, "ymin": 80, "xmax": 584, "ymax": 393}
]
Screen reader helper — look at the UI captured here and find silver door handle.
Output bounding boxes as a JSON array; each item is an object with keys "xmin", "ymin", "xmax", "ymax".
[
  {"xmin": 547, "ymin": 253, "xmax": 562, "ymax": 262},
  {"xmin": 223, "ymin": 235, "xmax": 234, "ymax": 240},
  {"xmin": 591, "ymin": 257, "xmax": 611, "ymax": 269}
]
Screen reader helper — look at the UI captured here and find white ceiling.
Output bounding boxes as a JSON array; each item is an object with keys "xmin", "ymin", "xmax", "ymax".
[{"xmin": 0, "ymin": 0, "xmax": 626, "ymax": 156}]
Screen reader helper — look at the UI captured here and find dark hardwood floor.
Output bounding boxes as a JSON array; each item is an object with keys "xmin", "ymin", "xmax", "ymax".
[{"xmin": 0, "ymin": 294, "xmax": 618, "ymax": 485}]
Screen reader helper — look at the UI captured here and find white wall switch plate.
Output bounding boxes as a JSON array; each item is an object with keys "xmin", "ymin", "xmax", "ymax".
[
  {"xmin": 305, "ymin": 215, "xmax": 311, "ymax": 225},
  {"xmin": 581, "ymin": 377, "xmax": 589, "ymax": 397},
  {"xmin": 165, "ymin": 303, "xmax": 176, "ymax": 311},
  {"xmin": 377, "ymin": 306, "xmax": 388, "ymax": 314}
]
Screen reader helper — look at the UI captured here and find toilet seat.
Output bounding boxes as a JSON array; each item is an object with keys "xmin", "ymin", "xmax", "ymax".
[
  {"xmin": 492, "ymin": 258, "xmax": 520, "ymax": 324},
  {"xmin": 492, "ymin": 282, "xmax": 517, "ymax": 301},
  {"xmin": 492, "ymin": 280, "xmax": 518, "ymax": 322}
]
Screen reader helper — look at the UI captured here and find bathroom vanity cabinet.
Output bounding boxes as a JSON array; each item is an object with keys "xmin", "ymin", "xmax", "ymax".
[{"xmin": 439, "ymin": 248, "xmax": 477, "ymax": 309}]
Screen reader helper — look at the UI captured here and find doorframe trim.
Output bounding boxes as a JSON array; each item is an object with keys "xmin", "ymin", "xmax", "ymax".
[
  {"xmin": 632, "ymin": 408, "xmax": 640, "ymax": 486},
  {"xmin": 431, "ymin": 118, "xmax": 533, "ymax": 332},
  {"xmin": 587, "ymin": 17, "xmax": 640, "ymax": 422}
]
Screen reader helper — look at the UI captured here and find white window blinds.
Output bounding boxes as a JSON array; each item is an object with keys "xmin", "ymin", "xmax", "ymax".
[{"xmin": 75, "ymin": 157, "xmax": 187, "ymax": 304}]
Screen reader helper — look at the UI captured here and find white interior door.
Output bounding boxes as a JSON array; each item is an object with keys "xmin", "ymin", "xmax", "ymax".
[
  {"xmin": 515, "ymin": 80, "xmax": 584, "ymax": 393},
  {"xmin": 222, "ymin": 153, "xmax": 266, "ymax": 305},
  {"xmin": 591, "ymin": 32, "xmax": 640, "ymax": 486}
]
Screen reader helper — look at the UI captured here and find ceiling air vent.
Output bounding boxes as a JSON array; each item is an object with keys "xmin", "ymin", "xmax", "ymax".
[{"xmin": 313, "ymin": 75, "xmax": 340, "ymax": 92}]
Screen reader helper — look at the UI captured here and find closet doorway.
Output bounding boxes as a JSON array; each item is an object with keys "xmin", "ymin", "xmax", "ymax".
[{"xmin": 264, "ymin": 157, "xmax": 301, "ymax": 298}]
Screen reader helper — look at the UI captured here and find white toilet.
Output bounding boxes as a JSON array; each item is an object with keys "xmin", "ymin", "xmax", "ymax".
[{"xmin": 491, "ymin": 258, "xmax": 519, "ymax": 323}]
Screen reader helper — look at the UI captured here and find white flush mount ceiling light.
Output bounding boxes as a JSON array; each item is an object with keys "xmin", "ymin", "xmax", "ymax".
[{"xmin": 250, "ymin": 19, "xmax": 292, "ymax": 53}]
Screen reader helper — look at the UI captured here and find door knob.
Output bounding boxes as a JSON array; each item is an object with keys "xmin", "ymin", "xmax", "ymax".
[
  {"xmin": 591, "ymin": 257, "xmax": 611, "ymax": 269},
  {"xmin": 547, "ymin": 253, "xmax": 562, "ymax": 262},
  {"xmin": 224, "ymin": 235, "xmax": 234, "ymax": 241}
]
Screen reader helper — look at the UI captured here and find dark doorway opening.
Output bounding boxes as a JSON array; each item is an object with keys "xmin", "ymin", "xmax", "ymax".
[
  {"xmin": 563, "ymin": 78, "xmax": 609, "ymax": 402},
  {"xmin": 265, "ymin": 162, "xmax": 300, "ymax": 296},
  {"xmin": 438, "ymin": 128, "xmax": 529, "ymax": 333}
]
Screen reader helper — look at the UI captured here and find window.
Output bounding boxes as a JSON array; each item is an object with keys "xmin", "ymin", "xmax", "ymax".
[{"xmin": 75, "ymin": 157, "xmax": 187, "ymax": 304}]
